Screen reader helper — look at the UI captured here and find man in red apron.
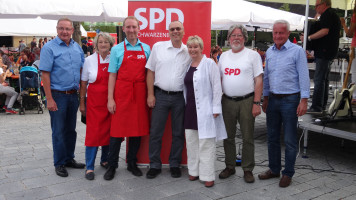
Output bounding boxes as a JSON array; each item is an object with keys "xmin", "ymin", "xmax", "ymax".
[{"xmin": 104, "ymin": 16, "xmax": 151, "ymax": 180}]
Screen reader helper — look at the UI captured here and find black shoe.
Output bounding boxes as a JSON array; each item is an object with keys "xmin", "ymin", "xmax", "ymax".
[
  {"xmin": 127, "ymin": 163, "xmax": 143, "ymax": 176},
  {"xmin": 146, "ymin": 168, "xmax": 161, "ymax": 179},
  {"xmin": 170, "ymin": 167, "xmax": 181, "ymax": 178},
  {"xmin": 104, "ymin": 166, "xmax": 116, "ymax": 180},
  {"xmin": 306, "ymin": 108, "xmax": 322, "ymax": 114},
  {"xmin": 85, "ymin": 171, "xmax": 95, "ymax": 180},
  {"xmin": 65, "ymin": 159, "xmax": 85, "ymax": 169},
  {"xmin": 55, "ymin": 165, "xmax": 68, "ymax": 177}
]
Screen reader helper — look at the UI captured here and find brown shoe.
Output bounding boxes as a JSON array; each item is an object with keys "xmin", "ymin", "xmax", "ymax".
[
  {"xmin": 279, "ymin": 175, "xmax": 292, "ymax": 188},
  {"xmin": 258, "ymin": 169, "xmax": 280, "ymax": 180},
  {"xmin": 218, "ymin": 167, "xmax": 236, "ymax": 179},
  {"xmin": 205, "ymin": 181, "xmax": 214, "ymax": 187},
  {"xmin": 243, "ymin": 171, "xmax": 255, "ymax": 183},
  {"xmin": 189, "ymin": 175, "xmax": 199, "ymax": 181}
]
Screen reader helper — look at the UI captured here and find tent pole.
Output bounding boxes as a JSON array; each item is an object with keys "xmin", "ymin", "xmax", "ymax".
[
  {"xmin": 343, "ymin": 8, "xmax": 347, "ymax": 38},
  {"xmin": 303, "ymin": 0, "xmax": 310, "ymax": 51}
]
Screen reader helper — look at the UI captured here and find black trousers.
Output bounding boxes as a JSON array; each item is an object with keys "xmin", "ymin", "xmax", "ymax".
[{"xmin": 108, "ymin": 136, "xmax": 141, "ymax": 168}]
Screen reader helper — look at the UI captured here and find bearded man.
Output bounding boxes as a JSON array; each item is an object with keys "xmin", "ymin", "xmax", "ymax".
[{"xmin": 217, "ymin": 24, "xmax": 263, "ymax": 183}]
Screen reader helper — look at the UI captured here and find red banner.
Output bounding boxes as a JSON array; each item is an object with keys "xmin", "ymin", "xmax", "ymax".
[
  {"xmin": 128, "ymin": 0, "xmax": 212, "ymax": 165},
  {"xmin": 129, "ymin": 0, "xmax": 211, "ymax": 56}
]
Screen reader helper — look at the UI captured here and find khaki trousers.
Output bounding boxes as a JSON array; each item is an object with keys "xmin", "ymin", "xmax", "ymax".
[{"xmin": 222, "ymin": 95, "xmax": 255, "ymax": 171}]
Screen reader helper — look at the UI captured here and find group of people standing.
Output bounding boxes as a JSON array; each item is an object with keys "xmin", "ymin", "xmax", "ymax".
[{"xmin": 39, "ymin": 15, "xmax": 310, "ymax": 189}]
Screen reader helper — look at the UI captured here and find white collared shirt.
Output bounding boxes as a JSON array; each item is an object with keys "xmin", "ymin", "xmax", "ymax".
[
  {"xmin": 81, "ymin": 52, "xmax": 110, "ymax": 83},
  {"xmin": 145, "ymin": 40, "xmax": 191, "ymax": 92}
]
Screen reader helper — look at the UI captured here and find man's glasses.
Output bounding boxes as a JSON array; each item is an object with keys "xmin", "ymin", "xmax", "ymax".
[
  {"xmin": 169, "ymin": 27, "xmax": 182, "ymax": 32},
  {"xmin": 57, "ymin": 27, "xmax": 73, "ymax": 32},
  {"xmin": 230, "ymin": 34, "xmax": 244, "ymax": 38}
]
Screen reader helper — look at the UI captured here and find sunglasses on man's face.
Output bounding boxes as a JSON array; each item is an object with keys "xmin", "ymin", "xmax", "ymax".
[{"xmin": 169, "ymin": 27, "xmax": 182, "ymax": 32}]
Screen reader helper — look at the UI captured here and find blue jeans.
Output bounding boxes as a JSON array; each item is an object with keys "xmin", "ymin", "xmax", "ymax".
[
  {"xmin": 311, "ymin": 58, "xmax": 331, "ymax": 111},
  {"xmin": 149, "ymin": 89, "xmax": 185, "ymax": 169},
  {"xmin": 266, "ymin": 94, "xmax": 299, "ymax": 178},
  {"xmin": 85, "ymin": 146, "xmax": 109, "ymax": 170},
  {"xmin": 49, "ymin": 92, "xmax": 79, "ymax": 167}
]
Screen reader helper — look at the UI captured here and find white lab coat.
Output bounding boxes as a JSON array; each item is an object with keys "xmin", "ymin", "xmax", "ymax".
[{"xmin": 183, "ymin": 55, "xmax": 227, "ymax": 141}]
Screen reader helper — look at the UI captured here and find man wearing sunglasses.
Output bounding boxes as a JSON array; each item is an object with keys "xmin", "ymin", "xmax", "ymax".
[
  {"xmin": 145, "ymin": 21, "xmax": 191, "ymax": 179},
  {"xmin": 305, "ymin": 0, "xmax": 340, "ymax": 114}
]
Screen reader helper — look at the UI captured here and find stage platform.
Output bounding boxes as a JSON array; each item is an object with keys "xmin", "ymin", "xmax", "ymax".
[{"xmin": 298, "ymin": 105, "xmax": 356, "ymax": 157}]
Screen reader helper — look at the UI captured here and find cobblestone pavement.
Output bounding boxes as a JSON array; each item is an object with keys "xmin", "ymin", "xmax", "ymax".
[{"xmin": 1, "ymin": 108, "xmax": 356, "ymax": 200}]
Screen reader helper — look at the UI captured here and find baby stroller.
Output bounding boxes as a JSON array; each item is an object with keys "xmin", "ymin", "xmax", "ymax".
[{"xmin": 18, "ymin": 66, "xmax": 44, "ymax": 114}]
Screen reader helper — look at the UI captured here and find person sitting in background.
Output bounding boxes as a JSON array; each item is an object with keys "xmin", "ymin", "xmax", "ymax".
[
  {"xmin": 0, "ymin": 63, "xmax": 18, "ymax": 114},
  {"xmin": 0, "ymin": 50, "xmax": 12, "ymax": 69},
  {"xmin": 17, "ymin": 47, "xmax": 35, "ymax": 67}
]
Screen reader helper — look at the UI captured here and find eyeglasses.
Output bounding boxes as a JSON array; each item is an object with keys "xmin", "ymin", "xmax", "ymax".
[
  {"xmin": 169, "ymin": 27, "xmax": 182, "ymax": 32},
  {"xmin": 57, "ymin": 27, "xmax": 73, "ymax": 32},
  {"xmin": 230, "ymin": 34, "xmax": 244, "ymax": 38}
]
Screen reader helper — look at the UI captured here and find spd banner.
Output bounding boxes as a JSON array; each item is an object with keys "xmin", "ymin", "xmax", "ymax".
[{"xmin": 128, "ymin": 0, "xmax": 212, "ymax": 165}]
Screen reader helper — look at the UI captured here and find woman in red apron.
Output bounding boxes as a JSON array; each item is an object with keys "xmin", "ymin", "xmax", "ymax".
[
  {"xmin": 104, "ymin": 16, "xmax": 150, "ymax": 181},
  {"xmin": 79, "ymin": 32, "xmax": 115, "ymax": 180}
]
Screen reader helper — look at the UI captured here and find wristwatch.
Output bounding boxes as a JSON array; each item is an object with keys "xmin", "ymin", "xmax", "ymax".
[
  {"xmin": 253, "ymin": 101, "xmax": 261, "ymax": 105},
  {"xmin": 308, "ymin": 36, "xmax": 312, "ymax": 41}
]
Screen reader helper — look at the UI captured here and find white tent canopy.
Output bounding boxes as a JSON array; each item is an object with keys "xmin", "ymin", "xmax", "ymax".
[
  {"xmin": 0, "ymin": 0, "xmax": 128, "ymax": 22},
  {"xmin": 252, "ymin": 0, "xmax": 353, "ymax": 10},
  {"xmin": 0, "ymin": 17, "xmax": 87, "ymax": 37},
  {"xmin": 212, "ymin": 0, "xmax": 307, "ymax": 30},
  {"xmin": 0, "ymin": 0, "xmax": 307, "ymax": 31}
]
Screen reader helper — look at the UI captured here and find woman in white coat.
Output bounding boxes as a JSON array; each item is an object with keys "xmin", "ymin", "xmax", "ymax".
[{"xmin": 183, "ymin": 35, "xmax": 227, "ymax": 188}]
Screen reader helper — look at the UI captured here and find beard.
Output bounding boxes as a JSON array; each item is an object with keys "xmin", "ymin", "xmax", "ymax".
[{"xmin": 231, "ymin": 42, "xmax": 243, "ymax": 52}]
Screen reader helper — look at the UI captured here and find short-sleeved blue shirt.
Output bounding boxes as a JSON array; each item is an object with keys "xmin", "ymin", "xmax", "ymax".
[
  {"xmin": 39, "ymin": 37, "xmax": 84, "ymax": 90},
  {"xmin": 108, "ymin": 38, "xmax": 151, "ymax": 73}
]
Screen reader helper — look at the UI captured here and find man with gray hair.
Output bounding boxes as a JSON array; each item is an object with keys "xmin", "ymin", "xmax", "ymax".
[
  {"xmin": 259, "ymin": 20, "xmax": 309, "ymax": 188},
  {"xmin": 218, "ymin": 24, "xmax": 263, "ymax": 183}
]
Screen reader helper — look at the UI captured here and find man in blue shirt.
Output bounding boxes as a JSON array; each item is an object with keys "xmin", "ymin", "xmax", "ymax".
[
  {"xmin": 259, "ymin": 20, "xmax": 310, "ymax": 188},
  {"xmin": 104, "ymin": 16, "xmax": 151, "ymax": 180},
  {"xmin": 39, "ymin": 18, "xmax": 85, "ymax": 178}
]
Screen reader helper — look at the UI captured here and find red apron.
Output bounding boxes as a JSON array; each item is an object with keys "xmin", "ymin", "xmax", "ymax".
[
  {"xmin": 110, "ymin": 42, "xmax": 149, "ymax": 137},
  {"xmin": 85, "ymin": 54, "xmax": 111, "ymax": 146}
]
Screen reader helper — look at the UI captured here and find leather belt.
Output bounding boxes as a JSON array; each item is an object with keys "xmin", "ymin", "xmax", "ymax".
[
  {"xmin": 223, "ymin": 92, "xmax": 254, "ymax": 101},
  {"xmin": 51, "ymin": 89, "xmax": 77, "ymax": 94},
  {"xmin": 154, "ymin": 86, "xmax": 183, "ymax": 95},
  {"xmin": 271, "ymin": 92, "xmax": 299, "ymax": 98}
]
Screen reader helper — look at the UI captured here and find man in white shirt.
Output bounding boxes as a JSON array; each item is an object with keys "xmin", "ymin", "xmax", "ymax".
[
  {"xmin": 145, "ymin": 21, "xmax": 191, "ymax": 179},
  {"xmin": 218, "ymin": 24, "xmax": 263, "ymax": 183}
]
